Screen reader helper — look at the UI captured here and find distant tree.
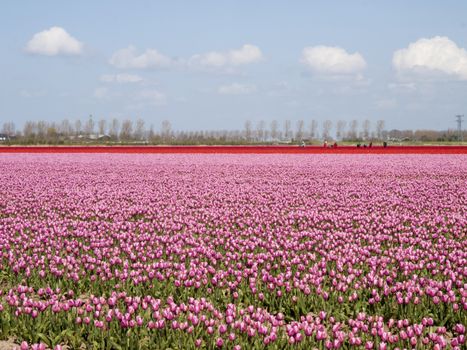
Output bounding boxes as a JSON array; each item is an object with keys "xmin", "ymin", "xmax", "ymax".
[
  {"xmin": 322, "ymin": 120, "xmax": 333, "ymax": 140},
  {"xmin": 134, "ymin": 118, "xmax": 145, "ymax": 141},
  {"xmin": 243, "ymin": 120, "xmax": 252, "ymax": 141},
  {"xmin": 147, "ymin": 124, "xmax": 155, "ymax": 143},
  {"xmin": 309, "ymin": 120, "xmax": 318, "ymax": 140},
  {"xmin": 161, "ymin": 120, "xmax": 172, "ymax": 142},
  {"xmin": 37, "ymin": 121, "xmax": 47, "ymax": 141},
  {"xmin": 270, "ymin": 120, "xmax": 278, "ymax": 141},
  {"xmin": 23, "ymin": 121, "xmax": 36, "ymax": 142},
  {"xmin": 295, "ymin": 120, "xmax": 305, "ymax": 141},
  {"xmin": 348, "ymin": 120, "xmax": 358, "ymax": 140},
  {"xmin": 388, "ymin": 129, "xmax": 401, "ymax": 140},
  {"xmin": 60, "ymin": 119, "xmax": 72, "ymax": 138},
  {"xmin": 219, "ymin": 130, "xmax": 228, "ymax": 142},
  {"xmin": 361, "ymin": 119, "xmax": 371, "ymax": 140},
  {"xmin": 336, "ymin": 120, "xmax": 347, "ymax": 140},
  {"xmin": 256, "ymin": 120, "xmax": 266, "ymax": 142},
  {"xmin": 2, "ymin": 122, "xmax": 15, "ymax": 136},
  {"xmin": 109, "ymin": 118, "xmax": 120, "ymax": 140},
  {"xmin": 197, "ymin": 130, "xmax": 205, "ymax": 142},
  {"xmin": 284, "ymin": 120, "xmax": 292, "ymax": 140},
  {"xmin": 231, "ymin": 130, "xmax": 242, "ymax": 143},
  {"xmin": 376, "ymin": 120, "xmax": 385, "ymax": 140},
  {"xmin": 46, "ymin": 123, "xmax": 59, "ymax": 143},
  {"xmin": 120, "ymin": 119, "xmax": 133, "ymax": 141},
  {"xmin": 176, "ymin": 130, "xmax": 185, "ymax": 142},
  {"xmin": 204, "ymin": 130, "xmax": 213, "ymax": 141},
  {"xmin": 74, "ymin": 119, "xmax": 82, "ymax": 136},
  {"xmin": 84, "ymin": 115, "xmax": 95, "ymax": 136},
  {"xmin": 414, "ymin": 129, "xmax": 438, "ymax": 142},
  {"xmin": 98, "ymin": 119, "xmax": 107, "ymax": 135}
]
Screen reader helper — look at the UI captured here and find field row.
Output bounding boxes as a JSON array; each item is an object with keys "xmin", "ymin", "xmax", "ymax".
[
  {"xmin": 0, "ymin": 154, "xmax": 465, "ymax": 349},
  {"xmin": 0, "ymin": 145, "xmax": 466, "ymax": 154}
]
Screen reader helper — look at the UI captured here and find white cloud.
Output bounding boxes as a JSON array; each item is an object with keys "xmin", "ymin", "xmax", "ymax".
[
  {"xmin": 136, "ymin": 90, "xmax": 167, "ymax": 105},
  {"xmin": 300, "ymin": 45, "xmax": 366, "ymax": 75},
  {"xmin": 229, "ymin": 44, "xmax": 263, "ymax": 65},
  {"xmin": 100, "ymin": 73, "xmax": 143, "ymax": 83},
  {"xmin": 190, "ymin": 44, "xmax": 263, "ymax": 68},
  {"xmin": 109, "ymin": 46, "xmax": 174, "ymax": 69},
  {"xmin": 109, "ymin": 44, "xmax": 262, "ymax": 72},
  {"xmin": 193, "ymin": 51, "xmax": 227, "ymax": 67},
  {"xmin": 25, "ymin": 27, "xmax": 83, "ymax": 56},
  {"xmin": 393, "ymin": 36, "xmax": 467, "ymax": 80},
  {"xmin": 218, "ymin": 83, "xmax": 257, "ymax": 95}
]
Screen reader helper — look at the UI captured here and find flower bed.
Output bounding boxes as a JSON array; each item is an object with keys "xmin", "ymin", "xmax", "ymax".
[{"xmin": 0, "ymin": 154, "xmax": 465, "ymax": 349}]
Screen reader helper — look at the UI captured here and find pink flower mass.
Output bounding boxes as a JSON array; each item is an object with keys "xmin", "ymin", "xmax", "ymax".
[{"xmin": 0, "ymin": 153, "xmax": 465, "ymax": 349}]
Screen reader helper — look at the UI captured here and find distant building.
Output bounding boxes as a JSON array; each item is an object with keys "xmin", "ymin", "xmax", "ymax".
[
  {"xmin": 97, "ymin": 134, "xmax": 112, "ymax": 141},
  {"xmin": 278, "ymin": 139, "xmax": 293, "ymax": 144},
  {"xmin": 88, "ymin": 134, "xmax": 111, "ymax": 141},
  {"xmin": 68, "ymin": 134, "xmax": 111, "ymax": 141},
  {"xmin": 0, "ymin": 133, "xmax": 10, "ymax": 142}
]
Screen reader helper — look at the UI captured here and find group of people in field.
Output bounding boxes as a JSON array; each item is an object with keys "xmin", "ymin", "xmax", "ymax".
[
  {"xmin": 298, "ymin": 140, "xmax": 340, "ymax": 148},
  {"xmin": 322, "ymin": 140, "xmax": 338, "ymax": 148},
  {"xmin": 355, "ymin": 142, "xmax": 373, "ymax": 148},
  {"xmin": 299, "ymin": 140, "xmax": 388, "ymax": 148}
]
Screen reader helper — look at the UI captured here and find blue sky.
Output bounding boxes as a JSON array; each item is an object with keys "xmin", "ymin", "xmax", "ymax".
[{"xmin": 1, "ymin": 1, "xmax": 467, "ymax": 132}]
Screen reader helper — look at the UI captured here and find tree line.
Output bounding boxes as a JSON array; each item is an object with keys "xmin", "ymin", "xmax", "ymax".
[{"xmin": 0, "ymin": 117, "xmax": 464, "ymax": 144}]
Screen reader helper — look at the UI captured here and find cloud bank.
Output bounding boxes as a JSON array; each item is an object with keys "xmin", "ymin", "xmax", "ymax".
[
  {"xmin": 109, "ymin": 46, "xmax": 175, "ymax": 69},
  {"xmin": 190, "ymin": 44, "xmax": 263, "ymax": 68},
  {"xmin": 109, "ymin": 44, "xmax": 263, "ymax": 71}
]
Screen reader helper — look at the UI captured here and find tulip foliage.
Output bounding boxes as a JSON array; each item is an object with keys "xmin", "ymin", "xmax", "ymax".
[{"xmin": 0, "ymin": 153, "xmax": 465, "ymax": 349}]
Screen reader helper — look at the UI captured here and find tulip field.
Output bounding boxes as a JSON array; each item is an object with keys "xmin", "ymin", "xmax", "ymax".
[{"xmin": 0, "ymin": 153, "xmax": 465, "ymax": 350}]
